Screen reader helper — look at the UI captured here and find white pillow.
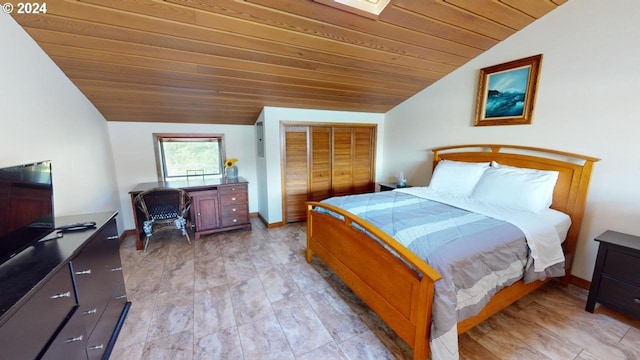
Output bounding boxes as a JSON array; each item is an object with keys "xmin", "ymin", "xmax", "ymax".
[
  {"xmin": 428, "ymin": 160, "xmax": 490, "ymax": 196},
  {"xmin": 491, "ymin": 161, "xmax": 558, "ymax": 208},
  {"xmin": 472, "ymin": 163, "xmax": 559, "ymax": 213}
]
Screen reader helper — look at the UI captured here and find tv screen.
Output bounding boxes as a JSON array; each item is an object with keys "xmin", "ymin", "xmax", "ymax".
[{"xmin": 0, "ymin": 161, "xmax": 55, "ymax": 263}]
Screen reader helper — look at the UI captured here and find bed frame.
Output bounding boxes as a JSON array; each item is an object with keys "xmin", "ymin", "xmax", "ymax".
[{"xmin": 306, "ymin": 144, "xmax": 599, "ymax": 360}]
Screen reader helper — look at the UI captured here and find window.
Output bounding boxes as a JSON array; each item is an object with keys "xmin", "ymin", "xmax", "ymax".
[{"xmin": 153, "ymin": 133, "xmax": 226, "ymax": 181}]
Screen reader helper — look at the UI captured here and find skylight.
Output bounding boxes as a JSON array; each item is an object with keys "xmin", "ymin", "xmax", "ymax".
[{"xmin": 314, "ymin": 0, "xmax": 391, "ymax": 19}]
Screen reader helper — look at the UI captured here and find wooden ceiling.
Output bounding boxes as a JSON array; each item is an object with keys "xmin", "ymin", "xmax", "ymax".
[{"xmin": 10, "ymin": 0, "xmax": 567, "ymax": 125}]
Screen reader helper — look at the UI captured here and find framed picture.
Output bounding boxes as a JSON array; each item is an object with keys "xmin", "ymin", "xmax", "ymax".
[{"xmin": 474, "ymin": 54, "xmax": 542, "ymax": 126}]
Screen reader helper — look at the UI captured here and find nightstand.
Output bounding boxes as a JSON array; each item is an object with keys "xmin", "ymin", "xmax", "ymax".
[
  {"xmin": 585, "ymin": 230, "xmax": 640, "ymax": 318},
  {"xmin": 379, "ymin": 182, "xmax": 412, "ymax": 192}
]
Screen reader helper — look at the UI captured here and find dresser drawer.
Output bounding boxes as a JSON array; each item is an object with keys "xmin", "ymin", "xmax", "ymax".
[
  {"xmin": 602, "ymin": 248, "xmax": 640, "ymax": 285},
  {"xmin": 71, "ymin": 220, "xmax": 123, "ymax": 336},
  {"xmin": 220, "ymin": 192, "xmax": 248, "ymax": 206},
  {"xmin": 86, "ymin": 281, "xmax": 128, "ymax": 360},
  {"xmin": 42, "ymin": 308, "xmax": 87, "ymax": 360},
  {"xmin": 597, "ymin": 276, "xmax": 640, "ymax": 318},
  {"xmin": 218, "ymin": 184, "xmax": 247, "ymax": 195},
  {"xmin": 0, "ymin": 264, "xmax": 76, "ymax": 359},
  {"xmin": 220, "ymin": 204, "xmax": 249, "ymax": 227}
]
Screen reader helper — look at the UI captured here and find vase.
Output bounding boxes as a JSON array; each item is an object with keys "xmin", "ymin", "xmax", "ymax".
[{"xmin": 225, "ymin": 165, "xmax": 238, "ymax": 180}]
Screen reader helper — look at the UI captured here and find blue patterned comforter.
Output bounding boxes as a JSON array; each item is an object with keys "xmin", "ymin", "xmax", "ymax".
[{"xmin": 319, "ymin": 190, "xmax": 532, "ymax": 360}]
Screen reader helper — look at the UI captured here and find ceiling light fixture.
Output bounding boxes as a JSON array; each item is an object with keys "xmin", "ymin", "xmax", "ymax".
[{"xmin": 314, "ymin": 0, "xmax": 391, "ymax": 19}]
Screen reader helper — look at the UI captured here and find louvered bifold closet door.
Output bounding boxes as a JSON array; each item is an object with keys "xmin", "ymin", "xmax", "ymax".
[
  {"xmin": 309, "ymin": 126, "xmax": 332, "ymax": 202},
  {"xmin": 283, "ymin": 126, "xmax": 309, "ymax": 223},
  {"xmin": 331, "ymin": 127, "xmax": 354, "ymax": 197},
  {"xmin": 352, "ymin": 126, "xmax": 376, "ymax": 194}
]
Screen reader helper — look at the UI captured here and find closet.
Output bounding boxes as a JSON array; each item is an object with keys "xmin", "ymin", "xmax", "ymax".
[{"xmin": 282, "ymin": 123, "xmax": 376, "ymax": 222}]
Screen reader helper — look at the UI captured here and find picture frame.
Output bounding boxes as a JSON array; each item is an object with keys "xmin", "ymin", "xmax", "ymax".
[{"xmin": 474, "ymin": 54, "xmax": 542, "ymax": 126}]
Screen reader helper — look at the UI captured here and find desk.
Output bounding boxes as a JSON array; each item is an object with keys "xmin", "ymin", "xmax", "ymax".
[{"xmin": 129, "ymin": 177, "xmax": 251, "ymax": 250}]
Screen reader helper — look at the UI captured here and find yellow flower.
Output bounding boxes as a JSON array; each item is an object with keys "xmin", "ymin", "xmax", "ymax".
[{"xmin": 224, "ymin": 158, "xmax": 238, "ymax": 168}]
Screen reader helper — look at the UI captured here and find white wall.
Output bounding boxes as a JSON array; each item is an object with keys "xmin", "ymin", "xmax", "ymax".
[
  {"xmin": 255, "ymin": 110, "xmax": 269, "ymax": 221},
  {"xmin": 384, "ymin": 0, "xmax": 640, "ymax": 281},
  {"xmin": 108, "ymin": 121, "xmax": 257, "ymax": 230},
  {"xmin": 258, "ymin": 106, "xmax": 385, "ymax": 224},
  {"xmin": 0, "ymin": 14, "xmax": 122, "ymax": 225}
]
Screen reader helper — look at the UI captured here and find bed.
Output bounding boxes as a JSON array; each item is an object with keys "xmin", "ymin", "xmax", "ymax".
[{"xmin": 305, "ymin": 144, "xmax": 599, "ymax": 360}]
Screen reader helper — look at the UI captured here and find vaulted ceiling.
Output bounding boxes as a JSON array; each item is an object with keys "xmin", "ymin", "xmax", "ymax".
[{"xmin": 10, "ymin": 0, "xmax": 567, "ymax": 125}]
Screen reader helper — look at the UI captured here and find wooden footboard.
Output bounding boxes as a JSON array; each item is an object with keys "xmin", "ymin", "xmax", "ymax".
[{"xmin": 306, "ymin": 202, "xmax": 442, "ymax": 360}]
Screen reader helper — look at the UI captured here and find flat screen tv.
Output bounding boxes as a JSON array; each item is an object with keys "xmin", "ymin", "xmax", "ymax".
[{"xmin": 0, "ymin": 161, "xmax": 55, "ymax": 263}]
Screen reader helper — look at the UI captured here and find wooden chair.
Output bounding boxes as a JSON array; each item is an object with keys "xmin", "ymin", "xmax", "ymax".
[{"xmin": 134, "ymin": 187, "xmax": 192, "ymax": 251}]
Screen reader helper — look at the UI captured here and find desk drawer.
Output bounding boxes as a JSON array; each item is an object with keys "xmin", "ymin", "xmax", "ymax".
[
  {"xmin": 220, "ymin": 192, "xmax": 248, "ymax": 206},
  {"xmin": 219, "ymin": 184, "xmax": 247, "ymax": 195},
  {"xmin": 598, "ymin": 276, "xmax": 640, "ymax": 318},
  {"xmin": 221, "ymin": 204, "xmax": 249, "ymax": 227}
]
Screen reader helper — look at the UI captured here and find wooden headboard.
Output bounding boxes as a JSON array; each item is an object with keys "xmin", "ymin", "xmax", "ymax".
[{"xmin": 432, "ymin": 144, "xmax": 600, "ymax": 275}]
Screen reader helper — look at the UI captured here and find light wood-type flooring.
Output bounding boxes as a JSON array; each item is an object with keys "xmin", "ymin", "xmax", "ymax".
[{"xmin": 111, "ymin": 218, "xmax": 640, "ymax": 359}]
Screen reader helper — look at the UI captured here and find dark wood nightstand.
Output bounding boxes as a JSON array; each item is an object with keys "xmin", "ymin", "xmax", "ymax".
[
  {"xmin": 585, "ymin": 230, "xmax": 640, "ymax": 318},
  {"xmin": 378, "ymin": 182, "xmax": 412, "ymax": 192}
]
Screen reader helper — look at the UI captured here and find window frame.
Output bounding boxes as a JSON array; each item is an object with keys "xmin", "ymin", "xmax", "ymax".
[{"xmin": 153, "ymin": 133, "xmax": 227, "ymax": 181}]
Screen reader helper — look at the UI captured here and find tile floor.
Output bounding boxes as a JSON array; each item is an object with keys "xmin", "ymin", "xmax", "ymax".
[{"xmin": 111, "ymin": 218, "xmax": 640, "ymax": 360}]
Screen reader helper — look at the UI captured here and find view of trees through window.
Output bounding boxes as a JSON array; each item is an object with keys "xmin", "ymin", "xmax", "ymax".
[{"xmin": 155, "ymin": 134, "xmax": 225, "ymax": 180}]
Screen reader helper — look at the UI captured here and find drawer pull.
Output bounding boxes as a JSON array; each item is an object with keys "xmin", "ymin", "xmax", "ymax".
[
  {"xmin": 65, "ymin": 335, "xmax": 83, "ymax": 343},
  {"xmin": 75, "ymin": 269, "xmax": 92, "ymax": 275},
  {"xmin": 232, "ymin": 208, "xmax": 237, "ymax": 212},
  {"xmin": 107, "ymin": 235, "xmax": 119, "ymax": 240},
  {"xmin": 231, "ymin": 197, "xmax": 236, "ymax": 201},
  {"xmin": 231, "ymin": 187, "xmax": 236, "ymax": 191},
  {"xmin": 88, "ymin": 344, "xmax": 104, "ymax": 351},
  {"xmin": 83, "ymin": 308, "xmax": 97, "ymax": 315},
  {"xmin": 634, "ymin": 298, "xmax": 640, "ymax": 304},
  {"xmin": 233, "ymin": 219, "xmax": 237, "ymax": 223},
  {"xmin": 51, "ymin": 291, "xmax": 71, "ymax": 299},
  {"xmin": 115, "ymin": 294, "xmax": 127, "ymax": 300},
  {"xmin": 110, "ymin": 266, "xmax": 123, "ymax": 272}
]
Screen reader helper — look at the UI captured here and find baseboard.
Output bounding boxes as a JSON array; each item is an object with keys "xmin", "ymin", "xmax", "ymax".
[
  {"xmin": 257, "ymin": 213, "xmax": 284, "ymax": 228},
  {"xmin": 120, "ymin": 229, "xmax": 136, "ymax": 244},
  {"xmin": 568, "ymin": 275, "xmax": 591, "ymax": 290},
  {"xmin": 267, "ymin": 222, "xmax": 284, "ymax": 228}
]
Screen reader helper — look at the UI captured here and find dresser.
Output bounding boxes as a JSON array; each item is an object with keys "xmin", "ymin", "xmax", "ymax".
[
  {"xmin": 0, "ymin": 211, "xmax": 129, "ymax": 359},
  {"xmin": 130, "ymin": 177, "xmax": 251, "ymax": 247},
  {"xmin": 585, "ymin": 230, "xmax": 640, "ymax": 318}
]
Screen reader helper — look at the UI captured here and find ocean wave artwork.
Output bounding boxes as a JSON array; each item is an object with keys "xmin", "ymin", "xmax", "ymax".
[
  {"xmin": 484, "ymin": 66, "xmax": 530, "ymax": 118},
  {"xmin": 485, "ymin": 91, "xmax": 525, "ymax": 117}
]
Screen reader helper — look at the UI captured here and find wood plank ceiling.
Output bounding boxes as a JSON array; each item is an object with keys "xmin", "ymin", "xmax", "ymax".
[{"xmin": 9, "ymin": 0, "xmax": 567, "ymax": 125}]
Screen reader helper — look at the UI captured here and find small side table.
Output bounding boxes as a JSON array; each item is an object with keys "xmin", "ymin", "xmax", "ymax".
[
  {"xmin": 379, "ymin": 182, "xmax": 412, "ymax": 192},
  {"xmin": 585, "ymin": 230, "xmax": 640, "ymax": 318}
]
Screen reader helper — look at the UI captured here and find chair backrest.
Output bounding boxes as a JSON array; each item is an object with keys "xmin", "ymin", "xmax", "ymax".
[{"xmin": 134, "ymin": 188, "xmax": 191, "ymax": 221}]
